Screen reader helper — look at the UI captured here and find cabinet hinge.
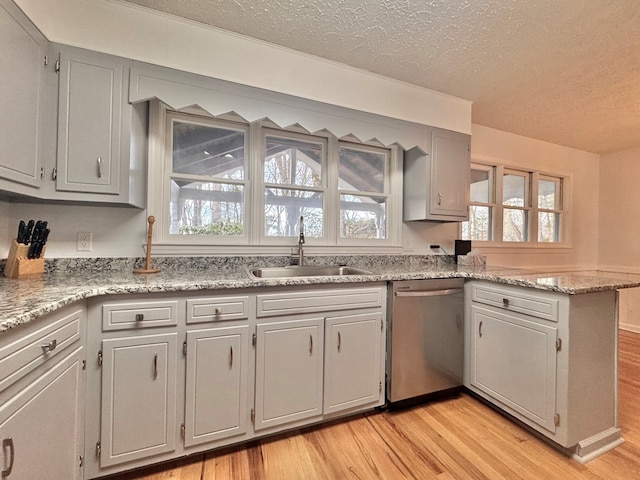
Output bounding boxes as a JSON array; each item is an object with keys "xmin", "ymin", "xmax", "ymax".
[
  {"xmin": 180, "ymin": 423, "xmax": 185, "ymax": 439},
  {"xmin": 79, "ymin": 455, "xmax": 84, "ymax": 468},
  {"xmin": 82, "ymin": 360, "xmax": 86, "ymax": 370},
  {"xmin": 556, "ymin": 338, "xmax": 562, "ymax": 352},
  {"xmin": 95, "ymin": 441, "xmax": 101, "ymax": 458},
  {"xmin": 97, "ymin": 350, "xmax": 103, "ymax": 367},
  {"xmin": 252, "ymin": 333, "xmax": 257, "ymax": 347},
  {"xmin": 250, "ymin": 408, "xmax": 255, "ymax": 424},
  {"xmin": 554, "ymin": 413, "xmax": 560, "ymax": 427},
  {"xmin": 55, "ymin": 59, "xmax": 60, "ymax": 73},
  {"xmin": 183, "ymin": 340, "xmax": 187, "ymax": 356}
]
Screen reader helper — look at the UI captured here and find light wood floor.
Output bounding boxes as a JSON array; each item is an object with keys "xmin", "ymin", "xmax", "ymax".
[{"xmin": 111, "ymin": 330, "xmax": 640, "ymax": 480}]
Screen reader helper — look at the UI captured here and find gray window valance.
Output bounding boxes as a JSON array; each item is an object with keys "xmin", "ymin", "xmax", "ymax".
[{"xmin": 129, "ymin": 62, "xmax": 430, "ymax": 152}]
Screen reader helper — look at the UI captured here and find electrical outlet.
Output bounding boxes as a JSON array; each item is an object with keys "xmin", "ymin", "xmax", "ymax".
[{"xmin": 77, "ymin": 232, "xmax": 92, "ymax": 251}]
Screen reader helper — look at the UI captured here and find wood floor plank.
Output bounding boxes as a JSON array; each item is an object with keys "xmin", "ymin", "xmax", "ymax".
[{"xmin": 112, "ymin": 329, "xmax": 640, "ymax": 480}]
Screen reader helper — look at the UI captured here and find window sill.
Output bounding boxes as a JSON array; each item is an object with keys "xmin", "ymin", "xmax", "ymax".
[{"xmin": 150, "ymin": 243, "xmax": 405, "ymax": 257}]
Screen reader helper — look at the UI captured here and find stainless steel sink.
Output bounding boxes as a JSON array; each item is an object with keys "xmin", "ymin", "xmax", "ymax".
[{"xmin": 246, "ymin": 265, "xmax": 373, "ymax": 279}]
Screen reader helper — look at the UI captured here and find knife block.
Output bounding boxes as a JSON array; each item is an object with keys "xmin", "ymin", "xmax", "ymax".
[{"xmin": 4, "ymin": 240, "xmax": 45, "ymax": 278}]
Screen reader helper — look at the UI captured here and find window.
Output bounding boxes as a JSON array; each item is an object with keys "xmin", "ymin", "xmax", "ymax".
[
  {"xmin": 463, "ymin": 165, "xmax": 494, "ymax": 241},
  {"xmin": 262, "ymin": 130, "xmax": 326, "ymax": 239},
  {"xmin": 462, "ymin": 161, "xmax": 567, "ymax": 245},
  {"xmin": 166, "ymin": 112, "xmax": 248, "ymax": 241},
  {"xmin": 150, "ymin": 102, "xmax": 402, "ymax": 252},
  {"xmin": 338, "ymin": 143, "xmax": 390, "ymax": 240}
]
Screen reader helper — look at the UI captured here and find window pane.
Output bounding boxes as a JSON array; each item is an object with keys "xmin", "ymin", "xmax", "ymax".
[
  {"xmin": 462, "ymin": 206, "xmax": 491, "ymax": 241},
  {"xmin": 264, "ymin": 136, "xmax": 323, "ymax": 187},
  {"xmin": 340, "ymin": 194, "xmax": 386, "ymax": 239},
  {"xmin": 170, "ymin": 180, "xmax": 244, "ymax": 235},
  {"xmin": 539, "ymin": 178, "xmax": 560, "ymax": 210},
  {"xmin": 470, "ymin": 169, "xmax": 490, "ymax": 203},
  {"xmin": 503, "ymin": 208, "xmax": 528, "ymax": 241},
  {"xmin": 172, "ymin": 121, "xmax": 245, "ymax": 179},
  {"xmin": 503, "ymin": 173, "xmax": 526, "ymax": 207},
  {"xmin": 539, "ymin": 212, "xmax": 560, "ymax": 242},
  {"xmin": 264, "ymin": 188, "xmax": 323, "ymax": 237},
  {"xmin": 339, "ymin": 146, "xmax": 386, "ymax": 193}
]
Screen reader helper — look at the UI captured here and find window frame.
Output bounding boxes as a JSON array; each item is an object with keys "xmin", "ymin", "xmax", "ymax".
[
  {"xmin": 462, "ymin": 156, "xmax": 570, "ymax": 249},
  {"xmin": 147, "ymin": 101, "xmax": 404, "ymax": 255}
]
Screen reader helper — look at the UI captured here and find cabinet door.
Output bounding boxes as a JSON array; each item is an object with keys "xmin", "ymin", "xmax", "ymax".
[
  {"xmin": 470, "ymin": 305, "xmax": 558, "ymax": 431},
  {"xmin": 100, "ymin": 333, "xmax": 178, "ymax": 467},
  {"xmin": 0, "ymin": 347, "xmax": 84, "ymax": 480},
  {"xmin": 324, "ymin": 312, "xmax": 382, "ymax": 415},
  {"xmin": 254, "ymin": 318, "xmax": 324, "ymax": 431},
  {"xmin": 0, "ymin": 0, "xmax": 45, "ymax": 188},
  {"xmin": 429, "ymin": 128, "xmax": 470, "ymax": 218},
  {"xmin": 56, "ymin": 48, "xmax": 124, "ymax": 194},
  {"xmin": 185, "ymin": 326, "xmax": 249, "ymax": 447}
]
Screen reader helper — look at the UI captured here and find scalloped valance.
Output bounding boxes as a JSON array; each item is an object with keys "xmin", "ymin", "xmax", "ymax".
[{"xmin": 129, "ymin": 62, "xmax": 430, "ymax": 153}]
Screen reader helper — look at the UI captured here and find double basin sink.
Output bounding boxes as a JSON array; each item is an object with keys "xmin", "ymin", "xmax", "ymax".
[{"xmin": 247, "ymin": 265, "xmax": 373, "ymax": 279}]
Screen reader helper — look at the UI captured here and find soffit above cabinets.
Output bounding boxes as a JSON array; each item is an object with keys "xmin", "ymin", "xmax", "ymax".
[{"xmin": 120, "ymin": 0, "xmax": 640, "ymax": 154}]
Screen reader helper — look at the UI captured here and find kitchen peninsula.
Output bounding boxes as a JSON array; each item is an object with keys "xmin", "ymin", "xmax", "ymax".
[{"xmin": 1, "ymin": 255, "xmax": 639, "ymax": 479}]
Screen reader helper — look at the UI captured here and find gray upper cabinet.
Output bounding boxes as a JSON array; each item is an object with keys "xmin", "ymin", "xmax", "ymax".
[
  {"xmin": 56, "ymin": 47, "xmax": 124, "ymax": 195},
  {"xmin": 0, "ymin": 0, "xmax": 46, "ymax": 191},
  {"xmin": 403, "ymin": 128, "xmax": 471, "ymax": 222}
]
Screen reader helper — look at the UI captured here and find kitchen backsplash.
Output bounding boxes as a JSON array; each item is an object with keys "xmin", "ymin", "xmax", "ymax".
[{"xmin": 0, "ymin": 254, "xmax": 471, "ymax": 276}]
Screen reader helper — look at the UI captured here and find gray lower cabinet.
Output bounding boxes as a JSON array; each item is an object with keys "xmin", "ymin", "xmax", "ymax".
[
  {"xmin": 323, "ymin": 312, "xmax": 383, "ymax": 415},
  {"xmin": 184, "ymin": 325, "xmax": 249, "ymax": 447},
  {"xmin": 254, "ymin": 317, "xmax": 324, "ymax": 431},
  {"xmin": 0, "ymin": 304, "xmax": 86, "ymax": 480},
  {"xmin": 98, "ymin": 333, "xmax": 178, "ymax": 468},
  {"xmin": 0, "ymin": 0, "xmax": 47, "ymax": 193},
  {"xmin": 464, "ymin": 280, "xmax": 621, "ymax": 461},
  {"xmin": 85, "ymin": 285, "xmax": 386, "ymax": 478}
]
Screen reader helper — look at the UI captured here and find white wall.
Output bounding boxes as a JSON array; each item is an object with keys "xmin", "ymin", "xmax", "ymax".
[
  {"xmin": 0, "ymin": 202, "xmax": 147, "ymax": 258},
  {"xmin": 465, "ymin": 125, "xmax": 601, "ymax": 269},
  {"xmin": 598, "ymin": 147, "xmax": 640, "ymax": 332}
]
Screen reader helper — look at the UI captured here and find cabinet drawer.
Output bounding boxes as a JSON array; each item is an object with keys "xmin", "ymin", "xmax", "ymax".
[
  {"xmin": 186, "ymin": 296, "xmax": 249, "ymax": 324},
  {"xmin": 102, "ymin": 300, "xmax": 178, "ymax": 331},
  {"xmin": 0, "ymin": 306, "xmax": 82, "ymax": 391},
  {"xmin": 471, "ymin": 284, "xmax": 559, "ymax": 322},
  {"xmin": 256, "ymin": 287, "xmax": 383, "ymax": 318}
]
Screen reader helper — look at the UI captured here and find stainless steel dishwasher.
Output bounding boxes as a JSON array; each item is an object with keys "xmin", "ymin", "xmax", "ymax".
[{"xmin": 387, "ymin": 278, "xmax": 464, "ymax": 404}]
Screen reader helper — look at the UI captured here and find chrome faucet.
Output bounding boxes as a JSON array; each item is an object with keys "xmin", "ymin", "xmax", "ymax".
[{"xmin": 297, "ymin": 215, "xmax": 305, "ymax": 266}]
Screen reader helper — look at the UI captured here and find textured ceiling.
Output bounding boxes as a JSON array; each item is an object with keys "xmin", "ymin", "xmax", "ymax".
[{"xmin": 121, "ymin": 0, "xmax": 640, "ymax": 154}]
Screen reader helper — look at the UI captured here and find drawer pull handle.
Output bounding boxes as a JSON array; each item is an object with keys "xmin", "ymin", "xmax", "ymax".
[
  {"xmin": 153, "ymin": 354, "xmax": 158, "ymax": 380},
  {"xmin": 229, "ymin": 346, "xmax": 233, "ymax": 367},
  {"xmin": 479, "ymin": 321, "xmax": 483, "ymax": 338},
  {"xmin": 97, "ymin": 157, "xmax": 103, "ymax": 178},
  {"xmin": 214, "ymin": 308, "xmax": 221, "ymax": 317},
  {"xmin": 41, "ymin": 339, "xmax": 57, "ymax": 352},
  {"xmin": 309, "ymin": 335, "xmax": 313, "ymax": 355},
  {"xmin": 338, "ymin": 332, "xmax": 342, "ymax": 352},
  {"xmin": 2, "ymin": 438, "xmax": 14, "ymax": 478},
  {"xmin": 502, "ymin": 298, "xmax": 510, "ymax": 307},
  {"xmin": 135, "ymin": 314, "xmax": 144, "ymax": 322}
]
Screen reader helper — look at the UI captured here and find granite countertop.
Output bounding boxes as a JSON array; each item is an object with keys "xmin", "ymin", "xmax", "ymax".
[{"xmin": 2, "ymin": 255, "xmax": 640, "ymax": 333}]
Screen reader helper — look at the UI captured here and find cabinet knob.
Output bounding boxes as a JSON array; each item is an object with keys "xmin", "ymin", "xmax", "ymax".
[
  {"xmin": 41, "ymin": 339, "xmax": 57, "ymax": 352},
  {"xmin": 502, "ymin": 298, "xmax": 510, "ymax": 307},
  {"xmin": 1, "ymin": 438, "xmax": 14, "ymax": 478}
]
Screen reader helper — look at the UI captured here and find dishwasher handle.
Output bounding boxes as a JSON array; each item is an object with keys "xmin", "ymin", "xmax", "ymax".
[{"xmin": 394, "ymin": 288, "xmax": 463, "ymax": 298}]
